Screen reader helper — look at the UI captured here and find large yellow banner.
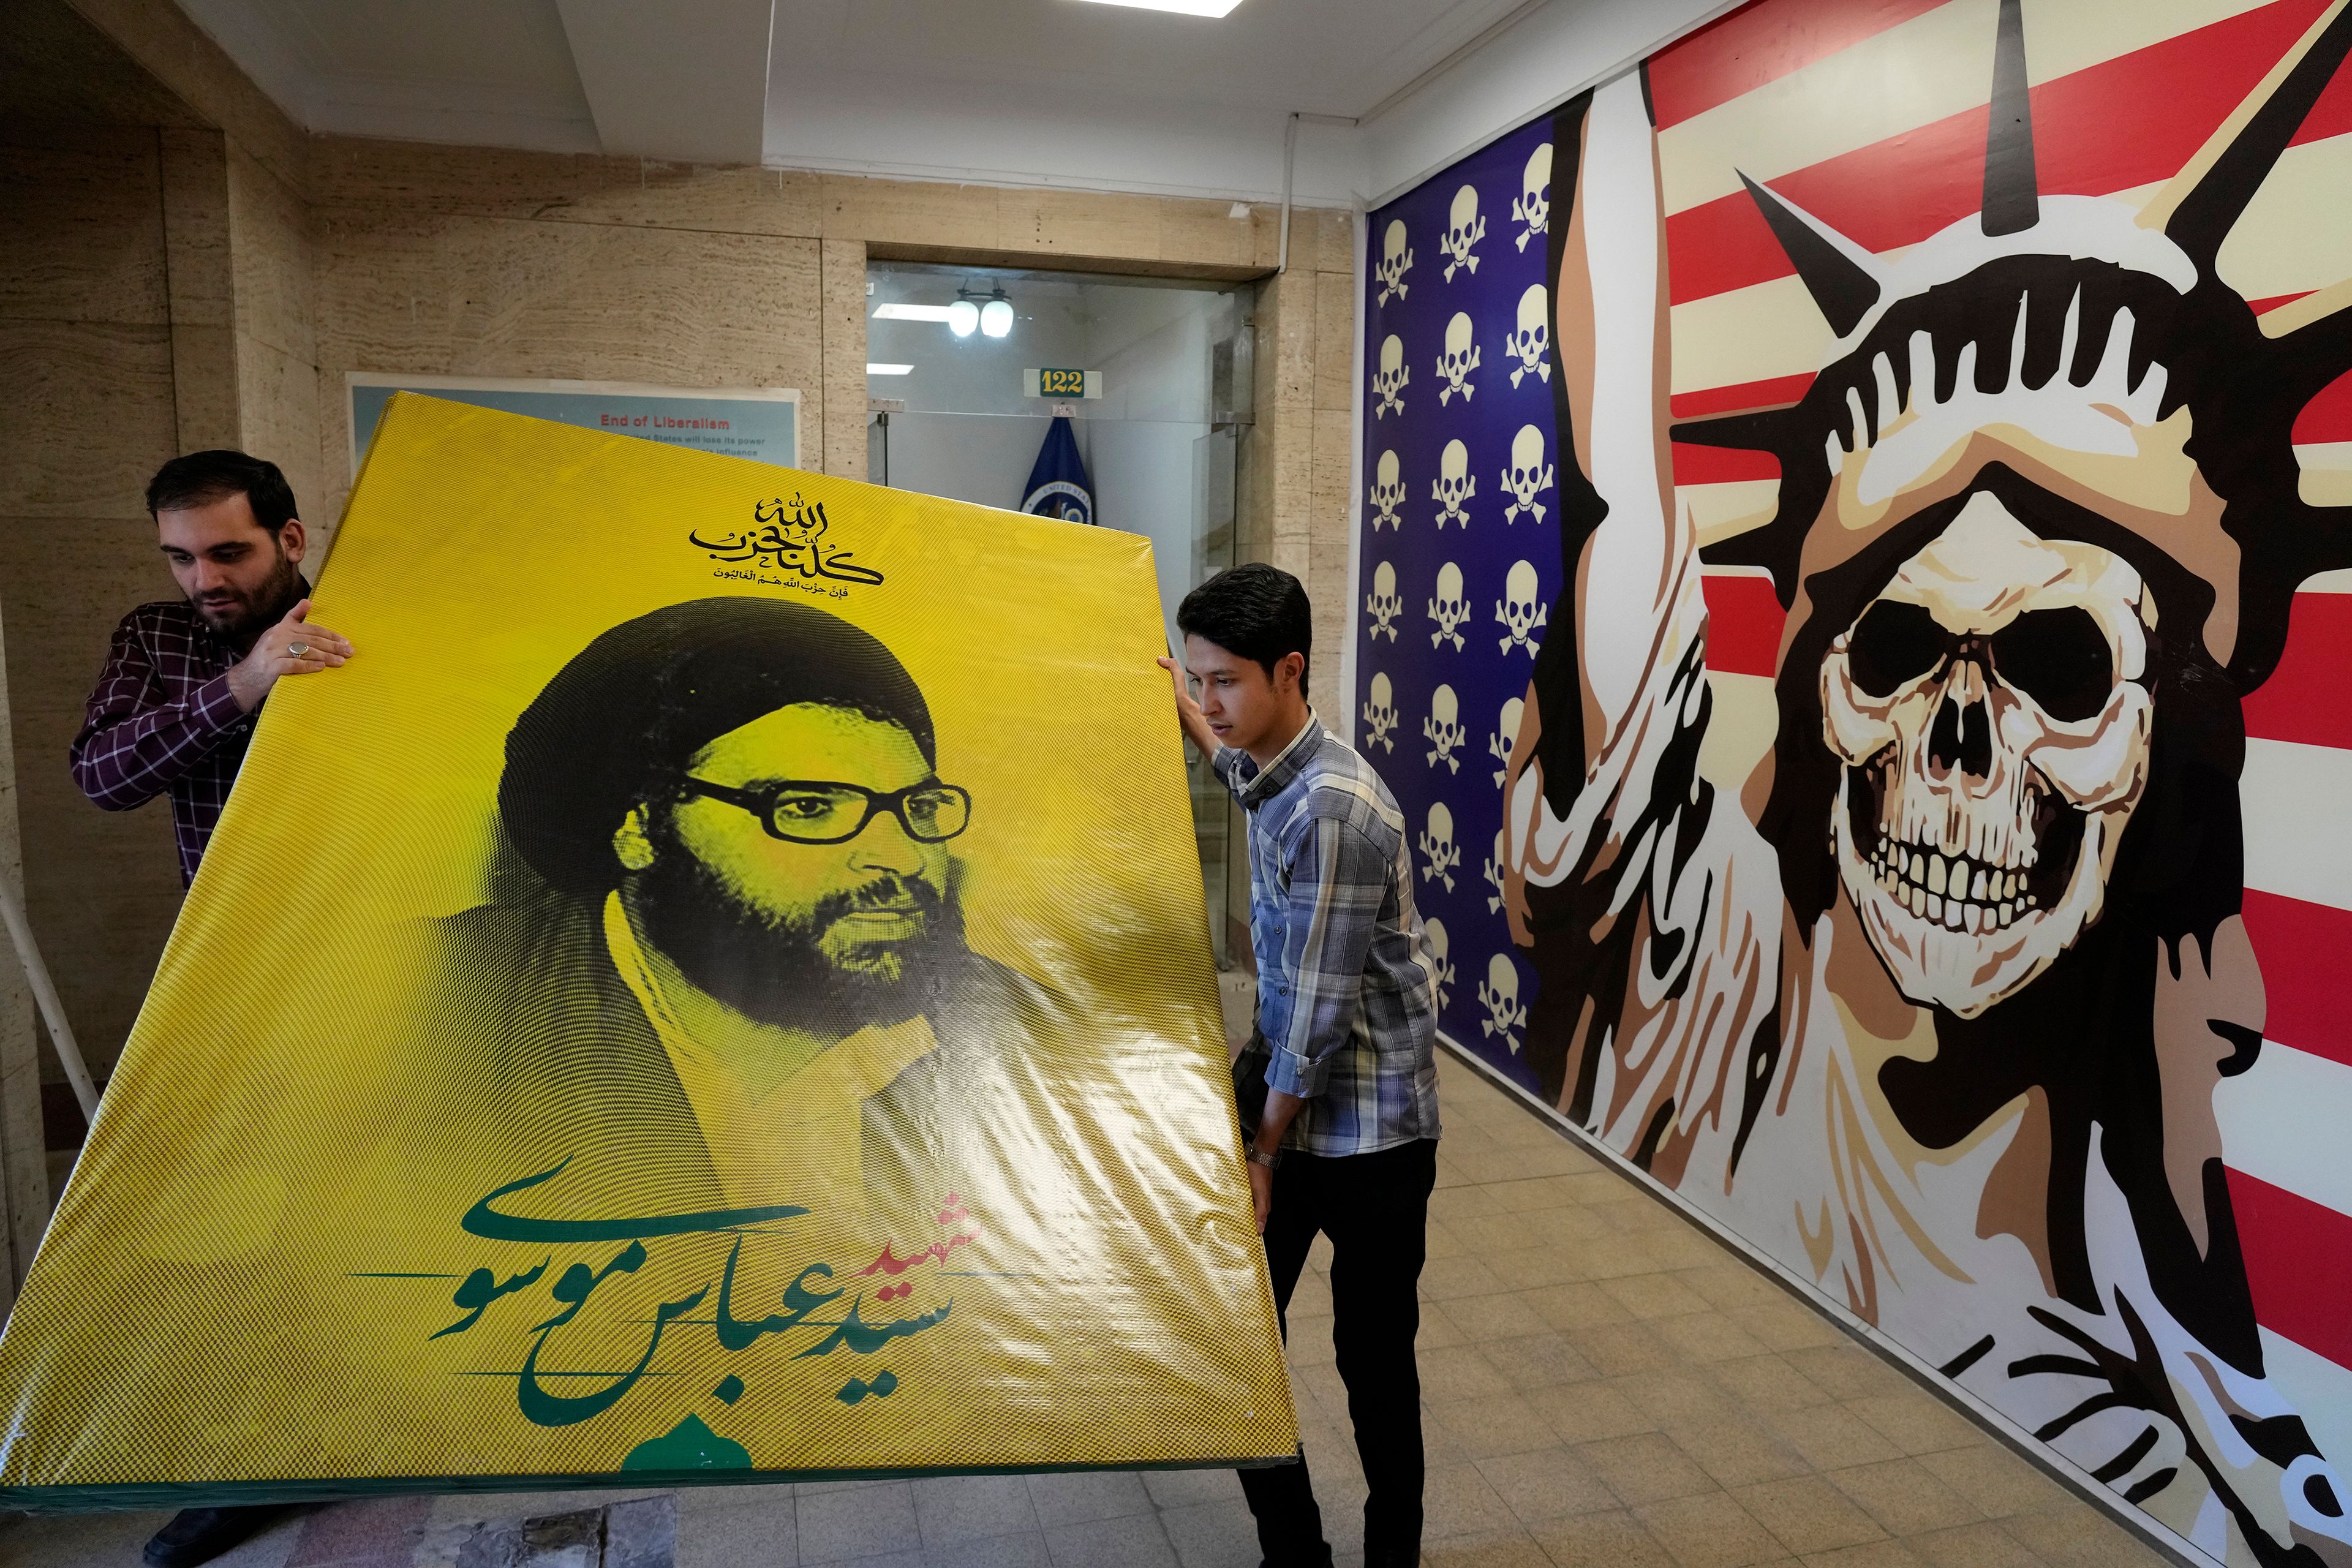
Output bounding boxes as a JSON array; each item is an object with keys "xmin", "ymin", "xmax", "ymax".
[{"xmin": 0, "ymin": 394, "xmax": 1295, "ymax": 1506}]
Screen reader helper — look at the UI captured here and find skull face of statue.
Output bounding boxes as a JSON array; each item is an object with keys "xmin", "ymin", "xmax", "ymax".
[
  {"xmin": 1497, "ymin": 558, "xmax": 1549, "ymax": 657},
  {"xmin": 1361, "ymin": 671, "xmax": 1398, "ymax": 753},
  {"xmin": 1429, "ymin": 561, "xmax": 1469, "ymax": 650},
  {"xmin": 1373, "ymin": 334, "xmax": 1409, "ymax": 417},
  {"xmin": 1441, "ymin": 184, "xmax": 1485, "ymax": 281},
  {"xmin": 1433, "ymin": 438, "xmax": 1475, "ymax": 527},
  {"xmin": 1820, "ymin": 492, "xmax": 2155, "ymax": 1018},
  {"xmin": 1424, "ymin": 682, "xmax": 1464, "ymax": 772},
  {"xmin": 1437, "ymin": 312, "xmax": 1482, "ymax": 405},
  {"xmin": 1376, "ymin": 219, "xmax": 1414, "ymax": 305},
  {"xmin": 1507, "ymin": 285, "xmax": 1551, "ymax": 389},
  {"xmin": 1490, "ymin": 694, "xmax": 1525, "ymax": 785},
  {"xmin": 1423, "ymin": 916, "xmax": 1455, "ymax": 1008},
  {"xmin": 1502, "ymin": 424, "xmax": 1555, "ymax": 523},
  {"xmin": 1370, "ymin": 448, "xmax": 1405, "ymax": 529},
  {"xmin": 1365, "ymin": 560, "xmax": 1401, "ymax": 640},
  {"xmin": 1512, "ymin": 142, "xmax": 1551, "ymax": 252}
]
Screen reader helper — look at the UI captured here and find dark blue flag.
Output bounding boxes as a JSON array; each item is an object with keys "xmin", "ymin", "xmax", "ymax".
[{"xmin": 1020, "ymin": 415, "xmax": 1094, "ymax": 526}]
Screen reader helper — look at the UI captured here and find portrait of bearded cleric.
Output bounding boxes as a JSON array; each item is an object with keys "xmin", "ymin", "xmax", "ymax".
[
  {"xmin": 414, "ymin": 595, "xmax": 1074, "ymax": 1234},
  {"xmin": 1497, "ymin": 4, "xmax": 2352, "ymax": 1564}
]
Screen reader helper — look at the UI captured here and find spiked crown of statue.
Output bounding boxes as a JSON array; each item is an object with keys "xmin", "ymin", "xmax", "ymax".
[{"xmin": 1676, "ymin": 0, "xmax": 2352, "ymax": 693}]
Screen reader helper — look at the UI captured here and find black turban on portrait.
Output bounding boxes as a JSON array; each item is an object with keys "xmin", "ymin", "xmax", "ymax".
[{"xmin": 498, "ymin": 597, "xmax": 935, "ymax": 898}]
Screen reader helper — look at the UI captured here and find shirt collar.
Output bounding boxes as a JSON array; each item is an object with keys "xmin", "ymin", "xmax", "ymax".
[{"xmin": 1234, "ymin": 710, "xmax": 1323, "ymax": 809}]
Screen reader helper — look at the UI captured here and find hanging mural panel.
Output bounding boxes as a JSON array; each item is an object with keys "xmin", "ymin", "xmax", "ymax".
[
  {"xmin": 1355, "ymin": 2, "xmax": 2352, "ymax": 1563},
  {"xmin": 0, "ymin": 394, "xmax": 1295, "ymax": 1507}
]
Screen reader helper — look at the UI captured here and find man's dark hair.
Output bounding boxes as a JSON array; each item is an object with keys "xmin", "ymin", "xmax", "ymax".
[
  {"xmin": 500, "ymin": 597, "xmax": 935, "ymax": 899},
  {"xmin": 1176, "ymin": 563, "xmax": 1311, "ymax": 682},
  {"xmin": 145, "ymin": 450, "xmax": 300, "ymax": 535}
]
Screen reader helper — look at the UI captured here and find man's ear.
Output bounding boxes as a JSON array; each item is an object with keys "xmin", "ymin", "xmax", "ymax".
[
  {"xmin": 614, "ymin": 806, "xmax": 657, "ymax": 872},
  {"xmin": 1280, "ymin": 650, "xmax": 1306, "ymax": 695},
  {"xmin": 277, "ymin": 518, "xmax": 307, "ymax": 564}
]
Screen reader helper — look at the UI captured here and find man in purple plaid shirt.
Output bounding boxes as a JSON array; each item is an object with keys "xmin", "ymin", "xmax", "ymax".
[
  {"xmin": 72, "ymin": 450, "xmax": 351, "ymax": 1568},
  {"xmin": 74, "ymin": 451, "xmax": 352, "ymax": 892}
]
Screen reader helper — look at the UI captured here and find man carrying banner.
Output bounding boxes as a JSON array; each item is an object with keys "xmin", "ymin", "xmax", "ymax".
[
  {"xmin": 1160, "ymin": 564, "xmax": 1441, "ymax": 1568},
  {"xmin": 70, "ymin": 448, "xmax": 352, "ymax": 1564}
]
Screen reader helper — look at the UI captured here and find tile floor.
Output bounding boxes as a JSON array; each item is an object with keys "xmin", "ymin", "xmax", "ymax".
[{"xmin": 0, "ymin": 1050, "xmax": 2169, "ymax": 1568}]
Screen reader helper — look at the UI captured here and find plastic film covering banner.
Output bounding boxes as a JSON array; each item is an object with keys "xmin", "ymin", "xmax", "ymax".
[
  {"xmin": 1355, "ymin": 1, "xmax": 2352, "ymax": 1565},
  {"xmin": 0, "ymin": 393, "xmax": 1297, "ymax": 1507}
]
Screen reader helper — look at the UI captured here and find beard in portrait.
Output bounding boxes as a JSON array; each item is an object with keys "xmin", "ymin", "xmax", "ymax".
[{"xmin": 411, "ymin": 595, "xmax": 1069, "ymax": 1245}]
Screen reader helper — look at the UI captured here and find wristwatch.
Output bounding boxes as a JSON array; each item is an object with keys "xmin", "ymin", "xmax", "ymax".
[{"xmin": 1246, "ymin": 1145, "xmax": 1282, "ymax": 1170}]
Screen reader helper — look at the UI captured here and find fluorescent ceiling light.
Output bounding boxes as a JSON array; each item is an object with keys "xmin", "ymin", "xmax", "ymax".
[
  {"xmin": 866, "ymin": 363, "xmax": 914, "ymax": 375},
  {"xmin": 1074, "ymin": 0, "xmax": 1245, "ymax": 15},
  {"xmin": 873, "ymin": 304, "xmax": 955, "ymax": 322}
]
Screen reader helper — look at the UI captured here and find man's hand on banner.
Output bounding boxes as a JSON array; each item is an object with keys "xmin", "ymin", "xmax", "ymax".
[
  {"xmin": 1158, "ymin": 656, "xmax": 1221, "ymax": 760},
  {"xmin": 228, "ymin": 598, "xmax": 353, "ymax": 712}
]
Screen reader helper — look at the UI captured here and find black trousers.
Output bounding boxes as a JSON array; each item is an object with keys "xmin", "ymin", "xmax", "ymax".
[{"xmin": 1238, "ymin": 1137, "xmax": 1438, "ymax": 1568}]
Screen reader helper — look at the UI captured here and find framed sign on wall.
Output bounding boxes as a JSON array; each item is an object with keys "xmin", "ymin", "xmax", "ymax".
[{"xmin": 349, "ymin": 374, "xmax": 801, "ymax": 476}]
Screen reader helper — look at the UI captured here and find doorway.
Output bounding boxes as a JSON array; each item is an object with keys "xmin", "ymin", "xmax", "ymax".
[{"xmin": 865, "ymin": 262, "xmax": 1252, "ymax": 969}]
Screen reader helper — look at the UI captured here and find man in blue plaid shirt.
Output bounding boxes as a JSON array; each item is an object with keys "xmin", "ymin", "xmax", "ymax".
[{"xmin": 1161, "ymin": 563, "xmax": 1441, "ymax": 1568}]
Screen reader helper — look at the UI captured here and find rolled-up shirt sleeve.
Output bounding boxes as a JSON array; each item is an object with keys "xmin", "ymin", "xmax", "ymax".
[
  {"xmin": 1263, "ymin": 806, "xmax": 1389, "ymax": 1100},
  {"xmin": 69, "ymin": 618, "xmax": 244, "ymax": 811}
]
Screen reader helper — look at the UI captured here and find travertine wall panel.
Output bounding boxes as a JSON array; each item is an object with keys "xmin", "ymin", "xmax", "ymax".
[
  {"xmin": 0, "ymin": 524, "xmax": 186, "ymax": 1082},
  {"xmin": 311, "ymin": 143, "xmax": 826, "ymax": 238},
  {"xmin": 157, "ymin": 129, "xmax": 230, "ymax": 329},
  {"xmin": 310, "ymin": 209, "xmax": 824, "ymax": 518},
  {"xmin": 1238, "ymin": 211, "xmax": 1360, "ymax": 725},
  {"xmin": 0, "ymin": 120, "xmax": 189, "ymax": 1106},
  {"xmin": 227, "ymin": 143, "xmax": 322, "ymax": 537},
  {"xmin": 0, "ymin": 126, "xmax": 166, "ymax": 325},
  {"xmin": 0, "ymin": 321, "xmax": 176, "ymax": 517},
  {"xmin": 820, "ymin": 237, "xmax": 868, "ymax": 483},
  {"xmin": 64, "ymin": 0, "xmax": 307, "ymax": 195},
  {"xmin": 228, "ymin": 146, "xmax": 312, "ymax": 364},
  {"xmin": 0, "ymin": 604, "xmax": 47, "ymax": 1292}
]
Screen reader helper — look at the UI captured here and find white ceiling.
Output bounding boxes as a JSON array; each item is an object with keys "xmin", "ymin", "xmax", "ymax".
[
  {"xmin": 769, "ymin": 0, "xmax": 1532, "ymax": 119},
  {"xmin": 174, "ymin": 0, "xmax": 1724, "ymax": 206}
]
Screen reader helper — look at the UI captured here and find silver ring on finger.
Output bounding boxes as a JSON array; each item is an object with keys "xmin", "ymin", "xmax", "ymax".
[{"xmin": 287, "ymin": 641, "xmax": 310, "ymax": 657}]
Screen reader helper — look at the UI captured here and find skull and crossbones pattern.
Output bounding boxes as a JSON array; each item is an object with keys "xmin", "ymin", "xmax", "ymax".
[
  {"xmin": 1512, "ymin": 143, "xmax": 1551, "ymax": 252},
  {"xmin": 1506, "ymin": 285, "xmax": 1551, "ymax": 389},
  {"xmin": 1428, "ymin": 562, "xmax": 1469, "ymax": 650},
  {"xmin": 1360, "ymin": 671, "xmax": 1398, "ymax": 754},
  {"xmin": 1440, "ymin": 183, "xmax": 1485, "ymax": 281},
  {"xmin": 1417, "ymin": 802, "xmax": 1460, "ymax": 892},
  {"xmin": 1490, "ymin": 696, "xmax": 1524, "ymax": 786},
  {"xmin": 1372, "ymin": 334, "xmax": 1409, "ymax": 418},
  {"xmin": 1822, "ymin": 493, "xmax": 2154, "ymax": 1017},
  {"xmin": 1437, "ymin": 313, "xmax": 1482, "ymax": 405},
  {"xmin": 1365, "ymin": 560, "xmax": 1401, "ymax": 641},
  {"xmin": 1478, "ymin": 953, "xmax": 1527, "ymax": 1054},
  {"xmin": 1369, "ymin": 448, "xmax": 1405, "ymax": 530},
  {"xmin": 1375, "ymin": 218, "xmax": 1414, "ymax": 306},
  {"xmin": 1496, "ymin": 559, "xmax": 1548, "ymax": 657},
  {"xmin": 1423, "ymin": 684, "xmax": 1464, "ymax": 773},
  {"xmin": 1501, "ymin": 425, "xmax": 1555, "ymax": 523},
  {"xmin": 1432, "ymin": 439, "xmax": 1476, "ymax": 527}
]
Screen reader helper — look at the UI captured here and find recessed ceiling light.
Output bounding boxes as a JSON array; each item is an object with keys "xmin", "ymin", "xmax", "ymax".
[
  {"xmin": 1075, "ymin": 0, "xmax": 1245, "ymax": 14},
  {"xmin": 872, "ymin": 304, "xmax": 955, "ymax": 322},
  {"xmin": 867, "ymin": 363, "xmax": 914, "ymax": 375}
]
